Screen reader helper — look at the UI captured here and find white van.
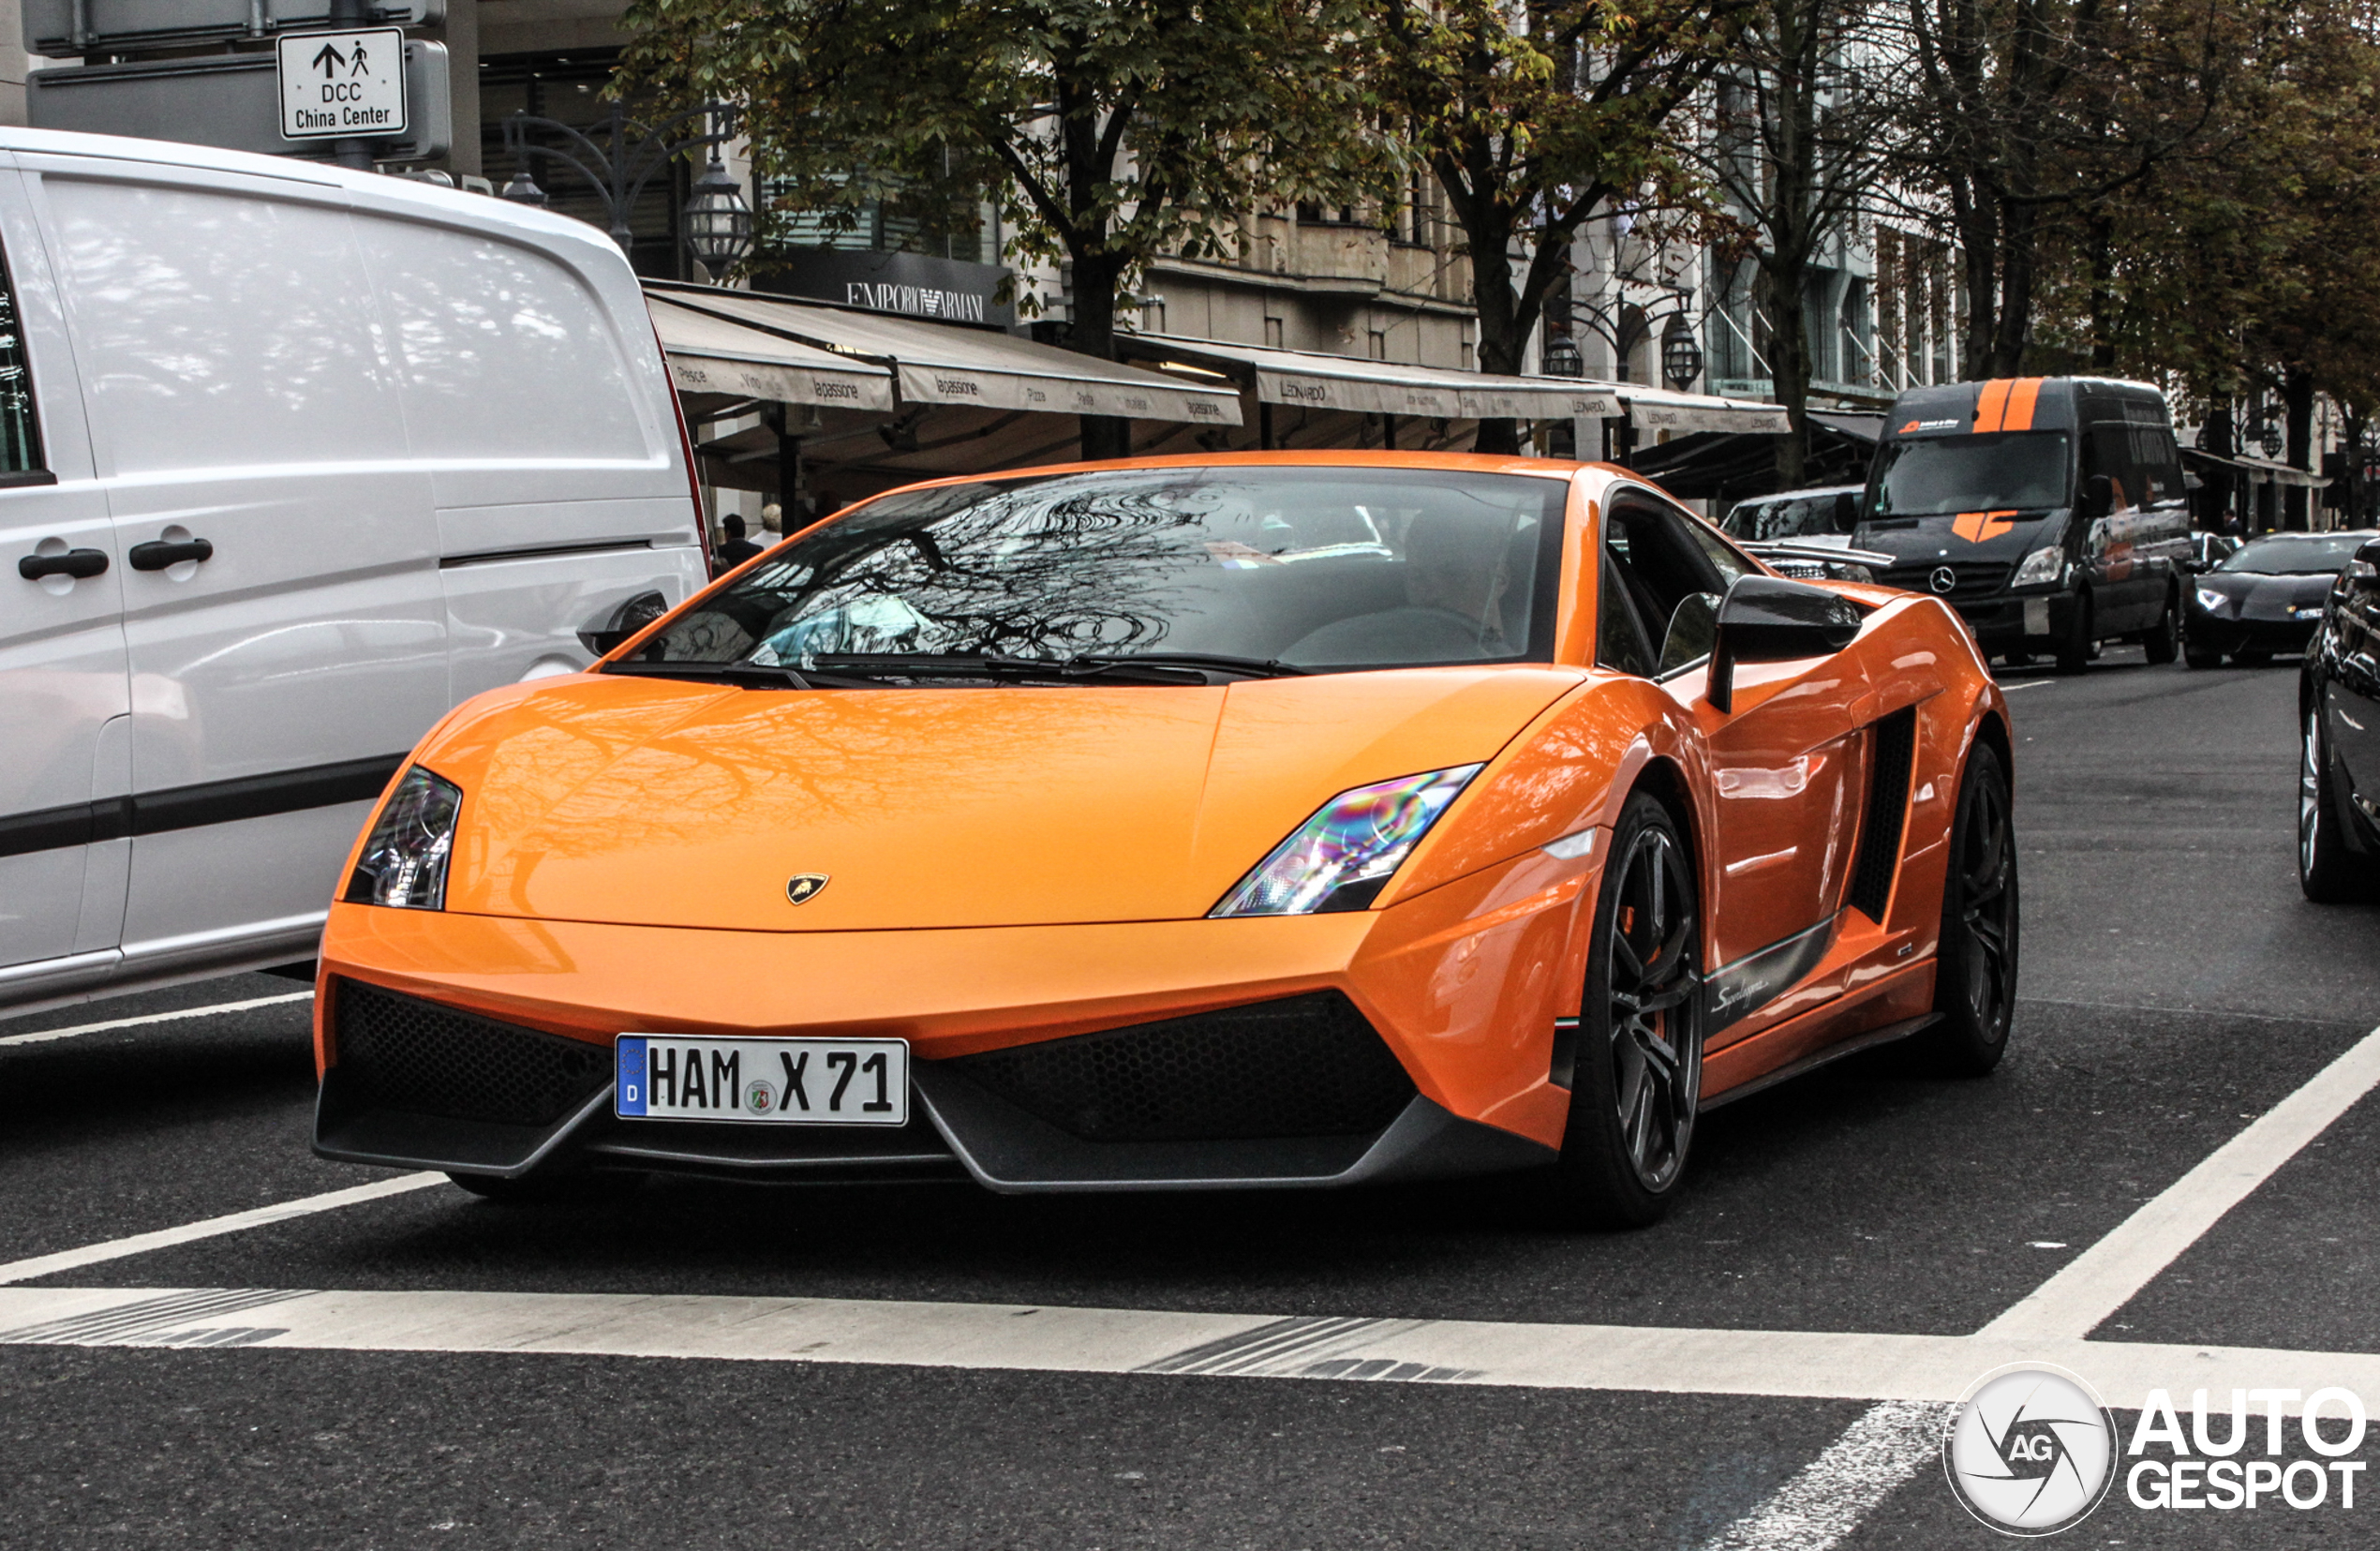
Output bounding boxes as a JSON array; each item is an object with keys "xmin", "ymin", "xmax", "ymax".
[{"xmin": 0, "ymin": 128, "xmax": 707, "ymax": 1016}]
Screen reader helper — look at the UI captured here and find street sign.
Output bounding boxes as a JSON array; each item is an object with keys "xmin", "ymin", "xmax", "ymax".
[
  {"xmin": 28, "ymin": 42, "xmax": 450, "ymax": 163},
  {"xmin": 276, "ymin": 27, "xmax": 408, "ymax": 141},
  {"xmin": 22, "ymin": 0, "xmax": 442, "ymax": 60}
]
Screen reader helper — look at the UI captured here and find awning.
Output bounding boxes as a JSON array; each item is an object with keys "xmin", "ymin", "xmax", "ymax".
[
  {"xmin": 646, "ymin": 281, "xmax": 1242, "ymax": 426},
  {"xmin": 1616, "ymin": 384, "xmax": 1792, "ymax": 436},
  {"xmin": 1125, "ymin": 336, "xmax": 1622, "ymax": 420},
  {"xmin": 2181, "ymin": 447, "xmax": 2328, "ymax": 487},
  {"xmin": 647, "ymin": 294, "xmax": 895, "ymax": 412}
]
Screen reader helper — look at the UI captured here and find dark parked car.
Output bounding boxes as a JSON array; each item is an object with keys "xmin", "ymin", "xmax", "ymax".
[
  {"xmin": 1857, "ymin": 377, "xmax": 2191, "ymax": 671},
  {"xmin": 2298, "ymin": 533, "xmax": 2380, "ymax": 900},
  {"xmin": 2185, "ymin": 530, "xmax": 2377, "ymax": 668}
]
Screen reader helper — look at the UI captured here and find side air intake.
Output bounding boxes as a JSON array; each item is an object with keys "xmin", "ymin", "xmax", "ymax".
[{"xmin": 1848, "ymin": 707, "xmax": 1917, "ymax": 921}]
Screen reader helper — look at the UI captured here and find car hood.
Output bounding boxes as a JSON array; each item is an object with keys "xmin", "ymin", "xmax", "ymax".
[
  {"xmin": 2196, "ymin": 571, "xmax": 2336, "ymax": 618},
  {"xmin": 1854, "ymin": 510, "xmax": 2063, "ymax": 572},
  {"xmin": 413, "ymin": 667, "xmax": 1584, "ymax": 931}
]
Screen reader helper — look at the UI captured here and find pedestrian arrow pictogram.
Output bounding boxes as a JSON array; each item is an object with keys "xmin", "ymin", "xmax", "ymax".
[{"xmin": 278, "ymin": 27, "xmax": 407, "ymax": 141}]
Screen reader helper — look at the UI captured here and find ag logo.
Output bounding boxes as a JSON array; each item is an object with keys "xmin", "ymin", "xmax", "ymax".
[
  {"xmin": 1944, "ymin": 1365, "xmax": 2117, "ymax": 1535},
  {"xmin": 784, "ymin": 872, "xmax": 830, "ymax": 905}
]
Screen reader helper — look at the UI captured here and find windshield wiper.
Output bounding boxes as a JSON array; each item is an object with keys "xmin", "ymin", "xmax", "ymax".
[
  {"xmin": 602, "ymin": 660, "xmax": 877, "ymax": 691},
  {"xmin": 1065, "ymin": 651, "xmax": 1307, "ymax": 680}
]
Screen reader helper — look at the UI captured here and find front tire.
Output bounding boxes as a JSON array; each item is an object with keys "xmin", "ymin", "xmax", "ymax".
[
  {"xmin": 2140, "ymin": 590, "xmax": 2180, "ymax": 664},
  {"xmin": 2054, "ymin": 592, "xmax": 2093, "ymax": 673},
  {"xmin": 1918, "ymin": 743, "xmax": 2019, "ymax": 1075},
  {"xmin": 1550, "ymin": 791, "xmax": 1703, "ymax": 1227},
  {"xmin": 2300, "ymin": 704, "xmax": 2366, "ymax": 902}
]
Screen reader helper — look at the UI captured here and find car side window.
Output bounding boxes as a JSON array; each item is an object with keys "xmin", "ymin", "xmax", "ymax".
[
  {"xmin": 1600, "ymin": 498, "xmax": 1730, "ymax": 679},
  {"xmin": 0, "ymin": 235, "xmax": 45, "ymax": 477}
]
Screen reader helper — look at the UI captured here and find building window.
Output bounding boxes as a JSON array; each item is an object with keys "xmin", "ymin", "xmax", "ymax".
[
  {"xmin": 1368, "ymin": 329, "xmax": 1388, "ymax": 361},
  {"xmin": 1265, "ymin": 316, "xmax": 1285, "ymax": 349}
]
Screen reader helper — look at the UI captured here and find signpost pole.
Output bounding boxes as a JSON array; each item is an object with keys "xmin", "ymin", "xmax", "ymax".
[{"xmin": 326, "ymin": 0, "xmax": 374, "ymax": 170}]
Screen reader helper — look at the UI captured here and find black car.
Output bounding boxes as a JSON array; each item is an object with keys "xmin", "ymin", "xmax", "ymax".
[
  {"xmin": 2185, "ymin": 530, "xmax": 2377, "ymax": 668},
  {"xmin": 2300, "ymin": 533, "xmax": 2380, "ymax": 900}
]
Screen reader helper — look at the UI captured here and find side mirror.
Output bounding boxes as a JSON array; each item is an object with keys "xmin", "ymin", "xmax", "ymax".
[
  {"xmin": 1833, "ymin": 491, "xmax": 1858, "ymax": 532},
  {"xmin": 1708, "ymin": 574, "xmax": 1865, "ymax": 712},
  {"xmin": 577, "ymin": 589, "xmax": 669, "ymax": 657},
  {"xmin": 2081, "ymin": 474, "xmax": 2114, "ymax": 521}
]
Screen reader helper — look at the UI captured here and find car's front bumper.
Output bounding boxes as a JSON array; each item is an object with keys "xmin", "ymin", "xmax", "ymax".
[
  {"xmin": 1949, "ymin": 591, "xmax": 2075, "ymax": 652},
  {"xmin": 311, "ymin": 851, "xmax": 1591, "ymax": 1192},
  {"xmin": 2185, "ymin": 607, "xmax": 2320, "ymax": 656}
]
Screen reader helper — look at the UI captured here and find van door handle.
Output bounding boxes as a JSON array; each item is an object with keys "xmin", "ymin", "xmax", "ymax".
[
  {"xmin": 18, "ymin": 547, "xmax": 110, "ymax": 580},
  {"xmin": 128, "ymin": 536, "xmax": 215, "ymax": 571}
]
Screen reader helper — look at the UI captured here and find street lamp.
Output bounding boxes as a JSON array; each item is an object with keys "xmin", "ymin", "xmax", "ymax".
[
  {"xmin": 683, "ymin": 154, "xmax": 755, "ymax": 272},
  {"xmin": 1540, "ymin": 334, "xmax": 1584, "ymax": 378},
  {"xmin": 1661, "ymin": 311, "xmax": 1703, "ymax": 392},
  {"xmin": 499, "ymin": 100, "xmax": 748, "ymax": 267}
]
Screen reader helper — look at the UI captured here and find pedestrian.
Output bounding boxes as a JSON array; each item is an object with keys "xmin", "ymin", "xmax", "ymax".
[
  {"xmin": 714, "ymin": 513, "xmax": 762, "ymax": 570},
  {"xmin": 759, "ymin": 502, "xmax": 783, "ymax": 538}
]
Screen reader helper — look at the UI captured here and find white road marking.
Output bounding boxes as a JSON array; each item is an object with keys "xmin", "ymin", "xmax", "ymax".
[
  {"xmin": 0, "ymin": 992, "xmax": 312, "ymax": 1050},
  {"xmin": 1981, "ymin": 1020, "xmax": 2380, "ymax": 1341},
  {"xmin": 1698, "ymin": 1017, "xmax": 2380, "ymax": 1547},
  {"xmin": 1996, "ymin": 679, "xmax": 2056, "ymax": 691},
  {"xmin": 3, "ymin": 1282, "xmax": 2379, "ymax": 1416},
  {"xmin": 0, "ymin": 1174, "xmax": 442, "ymax": 1287},
  {"xmin": 1700, "ymin": 1401, "xmax": 1951, "ymax": 1551}
]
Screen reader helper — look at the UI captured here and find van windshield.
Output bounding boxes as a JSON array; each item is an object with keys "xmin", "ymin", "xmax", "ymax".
[
  {"xmin": 622, "ymin": 467, "xmax": 1566, "ymax": 679},
  {"xmin": 1867, "ymin": 431, "xmax": 2071, "ymax": 518}
]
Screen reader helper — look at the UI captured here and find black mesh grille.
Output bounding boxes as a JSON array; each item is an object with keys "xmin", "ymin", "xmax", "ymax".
[
  {"xmin": 331, "ymin": 978, "xmax": 609, "ymax": 1128},
  {"xmin": 948, "ymin": 992, "xmax": 1415, "ymax": 1143},
  {"xmin": 1849, "ymin": 708, "xmax": 1918, "ymax": 920},
  {"xmin": 1883, "ymin": 561, "xmax": 2012, "ymax": 602}
]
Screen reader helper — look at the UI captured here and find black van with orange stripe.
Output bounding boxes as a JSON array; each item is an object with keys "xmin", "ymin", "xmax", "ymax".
[{"xmin": 1857, "ymin": 377, "xmax": 2191, "ymax": 670}]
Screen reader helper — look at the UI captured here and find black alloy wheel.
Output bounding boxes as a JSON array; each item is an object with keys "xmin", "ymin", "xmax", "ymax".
[
  {"xmin": 2300, "ymin": 704, "xmax": 2367, "ymax": 902},
  {"xmin": 1919, "ymin": 743, "xmax": 2019, "ymax": 1075},
  {"xmin": 2054, "ymin": 592, "xmax": 2093, "ymax": 673},
  {"xmin": 2141, "ymin": 589, "xmax": 2180, "ymax": 664},
  {"xmin": 1551, "ymin": 790, "xmax": 1703, "ymax": 1227}
]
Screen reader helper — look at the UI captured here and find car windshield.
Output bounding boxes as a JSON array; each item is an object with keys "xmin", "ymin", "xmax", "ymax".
[
  {"xmin": 625, "ymin": 467, "xmax": 1567, "ymax": 678},
  {"xmin": 1867, "ymin": 431, "xmax": 2071, "ymax": 518},
  {"xmin": 1722, "ymin": 492, "xmax": 1853, "ymax": 541},
  {"xmin": 2216, "ymin": 534, "xmax": 2369, "ymax": 575}
]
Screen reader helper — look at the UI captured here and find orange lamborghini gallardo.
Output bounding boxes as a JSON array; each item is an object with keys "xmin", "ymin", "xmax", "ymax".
[{"xmin": 314, "ymin": 454, "xmax": 2016, "ymax": 1224}]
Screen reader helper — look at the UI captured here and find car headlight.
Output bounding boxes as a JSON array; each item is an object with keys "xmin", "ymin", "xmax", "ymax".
[
  {"xmin": 2012, "ymin": 545, "xmax": 2063, "ymax": 589},
  {"xmin": 344, "ymin": 766, "xmax": 462, "ymax": 909},
  {"xmin": 2196, "ymin": 587, "xmax": 2234, "ymax": 615},
  {"xmin": 1211, "ymin": 764, "xmax": 1482, "ymax": 917}
]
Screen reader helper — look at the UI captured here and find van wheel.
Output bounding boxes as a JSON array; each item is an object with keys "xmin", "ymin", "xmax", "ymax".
[
  {"xmin": 2139, "ymin": 590, "xmax": 2180, "ymax": 664},
  {"xmin": 2300, "ymin": 706, "xmax": 2369, "ymax": 902},
  {"xmin": 2054, "ymin": 593, "xmax": 2093, "ymax": 673},
  {"xmin": 1916, "ymin": 744, "xmax": 2018, "ymax": 1075},
  {"xmin": 1548, "ymin": 792, "xmax": 1702, "ymax": 1228}
]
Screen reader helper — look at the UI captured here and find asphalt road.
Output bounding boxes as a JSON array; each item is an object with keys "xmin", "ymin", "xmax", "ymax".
[{"xmin": 3, "ymin": 645, "xmax": 2376, "ymax": 1550}]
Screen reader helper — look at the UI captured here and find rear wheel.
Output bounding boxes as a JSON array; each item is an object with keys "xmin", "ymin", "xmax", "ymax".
[
  {"xmin": 2140, "ymin": 590, "xmax": 2180, "ymax": 664},
  {"xmin": 1917, "ymin": 743, "xmax": 2018, "ymax": 1076},
  {"xmin": 2300, "ymin": 704, "xmax": 2367, "ymax": 902},
  {"xmin": 1549, "ymin": 792, "xmax": 1703, "ymax": 1227},
  {"xmin": 2054, "ymin": 592, "xmax": 2093, "ymax": 673}
]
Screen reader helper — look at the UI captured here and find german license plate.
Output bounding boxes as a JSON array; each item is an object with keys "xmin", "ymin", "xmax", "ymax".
[{"xmin": 614, "ymin": 1036, "xmax": 908, "ymax": 1125}]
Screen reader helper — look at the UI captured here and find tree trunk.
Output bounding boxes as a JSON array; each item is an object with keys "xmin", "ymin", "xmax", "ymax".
[
  {"xmin": 1987, "ymin": 198, "xmax": 2036, "ymax": 377},
  {"xmin": 1768, "ymin": 266, "xmax": 1811, "ymax": 489},
  {"xmin": 1952, "ymin": 177, "xmax": 1998, "ymax": 379},
  {"xmin": 1465, "ymin": 203, "xmax": 1525, "ymax": 456},
  {"xmin": 1068, "ymin": 251, "xmax": 1132, "ymax": 460},
  {"xmin": 2283, "ymin": 365, "xmax": 2315, "ymax": 530},
  {"xmin": 2086, "ymin": 210, "xmax": 2117, "ymax": 371}
]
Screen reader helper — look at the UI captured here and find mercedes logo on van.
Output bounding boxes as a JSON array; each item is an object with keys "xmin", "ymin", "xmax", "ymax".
[
  {"xmin": 1943, "ymin": 1365, "xmax": 2117, "ymax": 1535},
  {"xmin": 1930, "ymin": 566, "xmax": 1958, "ymax": 595},
  {"xmin": 785, "ymin": 873, "xmax": 830, "ymax": 905}
]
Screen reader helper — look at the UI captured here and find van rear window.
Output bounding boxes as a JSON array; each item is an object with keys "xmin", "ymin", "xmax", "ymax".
[{"xmin": 1868, "ymin": 431, "xmax": 2070, "ymax": 518}]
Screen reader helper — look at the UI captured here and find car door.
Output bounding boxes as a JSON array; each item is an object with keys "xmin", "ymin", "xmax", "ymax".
[
  {"xmin": 1598, "ymin": 492, "xmax": 1869, "ymax": 1037},
  {"xmin": 2328, "ymin": 538, "xmax": 2380, "ymax": 807},
  {"xmin": 23, "ymin": 151, "xmax": 446, "ymax": 980},
  {"xmin": 0, "ymin": 167, "xmax": 128, "ymax": 997}
]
